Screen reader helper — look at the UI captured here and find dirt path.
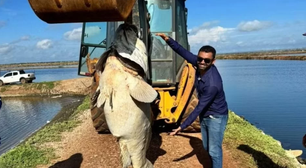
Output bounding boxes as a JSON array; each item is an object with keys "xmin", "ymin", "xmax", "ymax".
[
  {"xmin": 0, "ymin": 77, "xmax": 241, "ymax": 167},
  {"xmin": 37, "ymin": 109, "xmax": 240, "ymax": 168}
]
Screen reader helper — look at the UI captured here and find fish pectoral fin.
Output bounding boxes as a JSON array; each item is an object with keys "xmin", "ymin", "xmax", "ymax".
[
  {"xmin": 97, "ymin": 71, "xmax": 107, "ymax": 108},
  {"xmin": 128, "ymin": 76, "xmax": 157, "ymax": 103}
]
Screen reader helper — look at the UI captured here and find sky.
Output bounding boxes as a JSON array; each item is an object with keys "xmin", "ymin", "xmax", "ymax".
[{"xmin": 0, "ymin": 0, "xmax": 306, "ymax": 64}]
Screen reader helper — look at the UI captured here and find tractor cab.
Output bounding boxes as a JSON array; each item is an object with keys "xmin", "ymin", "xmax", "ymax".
[
  {"xmin": 28, "ymin": 0, "xmax": 198, "ymax": 128},
  {"xmin": 77, "ymin": 0, "xmax": 189, "ymax": 87}
]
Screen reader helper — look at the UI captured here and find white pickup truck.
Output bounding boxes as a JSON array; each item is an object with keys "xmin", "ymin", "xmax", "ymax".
[{"xmin": 0, "ymin": 70, "xmax": 36, "ymax": 86}]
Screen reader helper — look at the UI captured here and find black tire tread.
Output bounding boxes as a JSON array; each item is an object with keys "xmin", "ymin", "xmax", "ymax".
[
  {"xmin": 180, "ymin": 90, "xmax": 201, "ymax": 132},
  {"xmin": 90, "ymin": 77, "xmax": 110, "ymax": 134}
]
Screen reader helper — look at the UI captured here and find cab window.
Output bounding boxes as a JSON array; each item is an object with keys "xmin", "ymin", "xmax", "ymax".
[
  {"xmin": 83, "ymin": 22, "xmax": 107, "ymax": 45},
  {"xmin": 78, "ymin": 22, "xmax": 107, "ymax": 76},
  {"xmin": 147, "ymin": 0, "xmax": 174, "ymax": 84}
]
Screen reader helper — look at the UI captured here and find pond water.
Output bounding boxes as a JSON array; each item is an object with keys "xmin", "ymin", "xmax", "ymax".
[
  {"xmin": 0, "ymin": 96, "xmax": 83, "ymax": 156},
  {"xmin": 215, "ymin": 60, "xmax": 306, "ymax": 158}
]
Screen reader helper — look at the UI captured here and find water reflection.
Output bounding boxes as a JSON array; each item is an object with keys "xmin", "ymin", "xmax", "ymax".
[
  {"xmin": 215, "ymin": 60, "xmax": 306, "ymax": 158},
  {"xmin": 0, "ymin": 96, "xmax": 83, "ymax": 156}
]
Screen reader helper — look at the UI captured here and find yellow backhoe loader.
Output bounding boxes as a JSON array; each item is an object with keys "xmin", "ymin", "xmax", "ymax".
[{"xmin": 28, "ymin": 0, "xmax": 200, "ymax": 132}]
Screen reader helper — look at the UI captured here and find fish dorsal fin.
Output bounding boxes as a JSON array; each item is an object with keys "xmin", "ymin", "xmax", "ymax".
[{"xmin": 126, "ymin": 75, "xmax": 157, "ymax": 103}]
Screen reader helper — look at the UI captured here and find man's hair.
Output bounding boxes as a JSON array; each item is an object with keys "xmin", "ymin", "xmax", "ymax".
[{"xmin": 198, "ymin": 45, "xmax": 216, "ymax": 59}]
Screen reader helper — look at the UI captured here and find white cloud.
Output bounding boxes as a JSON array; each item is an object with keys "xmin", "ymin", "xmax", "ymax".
[
  {"xmin": 36, "ymin": 39, "xmax": 53, "ymax": 49},
  {"xmin": 187, "ymin": 25, "xmax": 235, "ymax": 54},
  {"xmin": 64, "ymin": 28, "xmax": 82, "ymax": 41},
  {"xmin": 188, "ymin": 26, "xmax": 233, "ymax": 45},
  {"xmin": 64, "ymin": 26, "xmax": 101, "ymax": 41},
  {"xmin": 1, "ymin": 35, "xmax": 81, "ymax": 64},
  {"xmin": 236, "ymin": 41, "xmax": 245, "ymax": 46},
  {"xmin": 189, "ymin": 21, "xmax": 219, "ymax": 35},
  {"xmin": 237, "ymin": 20, "xmax": 272, "ymax": 32},
  {"xmin": 20, "ymin": 36, "xmax": 30, "ymax": 40},
  {"xmin": 0, "ymin": 45, "xmax": 12, "ymax": 54},
  {"xmin": 7, "ymin": 36, "xmax": 31, "ymax": 45},
  {"xmin": 187, "ymin": 20, "xmax": 306, "ymax": 54},
  {"xmin": 84, "ymin": 26, "xmax": 101, "ymax": 37}
]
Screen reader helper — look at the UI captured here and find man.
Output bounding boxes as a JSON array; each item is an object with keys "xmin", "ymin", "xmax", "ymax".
[{"xmin": 156, "ymin": 33, "xmax": 228, "ymax": 168}]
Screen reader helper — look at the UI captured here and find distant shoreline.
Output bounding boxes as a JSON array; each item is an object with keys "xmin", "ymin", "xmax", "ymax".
[
  {"xmin": 216, "ymin": 55, "xmax": 306, "ymax": 60},
  {"xmin": 0, "ymin": 61, "xmax": 78, "ymax": 71},
  {"xmin": 217, "ymin": 50, "xmax": 306, "ymax": 60},
  {"xmin": 1, "ymin": 49, "xmax": 306, "ymax": 71}
]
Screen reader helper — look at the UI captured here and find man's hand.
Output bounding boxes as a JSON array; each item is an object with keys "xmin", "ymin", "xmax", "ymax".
[
  {"xmin": 169, "ymin": 126, "xmax": 182, "ymax": 136},
  {"xmin": 155, "ymin": 33, "xmax": 169, "ymax": 41}
]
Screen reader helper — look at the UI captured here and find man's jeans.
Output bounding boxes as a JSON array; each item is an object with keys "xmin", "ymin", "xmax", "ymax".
[{"xmin": 200, "ymin": 114, "xmax": 228, "ymax": 168}]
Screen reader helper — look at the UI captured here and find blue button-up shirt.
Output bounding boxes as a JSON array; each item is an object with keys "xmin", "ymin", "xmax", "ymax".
[{"xmin": 166, "ymin": 38, "xmax": 228, "ymax": 130}]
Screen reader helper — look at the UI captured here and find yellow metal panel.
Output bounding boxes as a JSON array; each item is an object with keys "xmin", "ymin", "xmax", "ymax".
[
  {"xmin": 156, "ymin": 90, "xmax": 176, "ymax": 122},
  {"xmin": 166, "ymin": 63, "xmax": 195, "ymax": 123},
  {"xmin": 174, "ymin": 63, "xmax": 189, "ymax": 106},
  {"xmin": 154, "ymin": 63, "xmax": 196, "ymax": 124}
]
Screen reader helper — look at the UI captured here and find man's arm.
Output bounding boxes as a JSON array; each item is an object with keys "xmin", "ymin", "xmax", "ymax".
[
  {"xmin": 156, "ymin": 33, "xmax": 197, "ymax": 66},
  {"xmin": 180, "ymin": 86, "xmax": 218, "ymax": 130}
]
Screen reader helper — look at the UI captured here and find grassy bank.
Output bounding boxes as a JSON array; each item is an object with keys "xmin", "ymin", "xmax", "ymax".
[
  {"xmin": 224, "ymin": 111, "xmax": 299, "ymax": 167},
  {"xmin": 0, "ymin": 98, "xmax": 300, "ymax": 168},
  {"xmin": 0, "ymin": 96, "xmax": 90, "ymax": 168},
  {"xmin": 0, "ymin": 77, "xmax": 91, "ymax": 98}
]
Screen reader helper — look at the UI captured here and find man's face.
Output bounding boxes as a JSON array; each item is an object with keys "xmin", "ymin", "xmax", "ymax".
[{"xmin": 197, "ymin": 51, "xmax": 215, "ymax": 71}]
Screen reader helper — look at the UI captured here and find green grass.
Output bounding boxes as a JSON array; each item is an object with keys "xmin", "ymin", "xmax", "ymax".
[
  {"xmin": 27, "ymin": 81, "xmax": 56, "ymax": 90},
  {"xmin": 0, "ymin": 81, "xmax": 56, "ymax": 94},
  {"xmin": 75, "ymin": 96, "xmax": 90, "ymax": 113},
  {"xmin": 28, "ymin": 120, "xmax": 81, "ymax": 144},
  {"xmin": 0, "ymin": 87, "xmax": 6, "ymax": 92},
  {"xmin": 0, "ymin": 96, "xmax": 90, "ymax": 168},
  {"xmin": 224, "ymin": 111, "xmax": 298, "ymax": 168},
  {"xmin": 0, "ymin": 145, "xmax": 54, "ymax": 168}
]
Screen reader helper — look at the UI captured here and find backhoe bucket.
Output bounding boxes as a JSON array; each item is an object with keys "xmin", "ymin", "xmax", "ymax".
[{"xmin": 28, "ymin": 0, "xmax": 136, "ymax": 23}]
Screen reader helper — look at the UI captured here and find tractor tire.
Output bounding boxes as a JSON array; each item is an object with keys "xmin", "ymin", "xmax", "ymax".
[
  {"xmin": 0, "ymin": 80, "xmax": 3, "ymax": 86},
  {"xmin": 20, "ymin": 78, "xmax": 26, "ymax": 84},
  {"xmin": 180, "ymin": 89, "xmax": 201, "ymax": 132},
  {"xmin": 90, "ymin": 75, "xmax": 110, "ymax": 134}
]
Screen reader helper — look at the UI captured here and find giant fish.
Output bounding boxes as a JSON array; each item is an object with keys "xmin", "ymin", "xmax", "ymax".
[{"xmin": 95, "ymin": 23, "xmax": 157, "ymax": 168}]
